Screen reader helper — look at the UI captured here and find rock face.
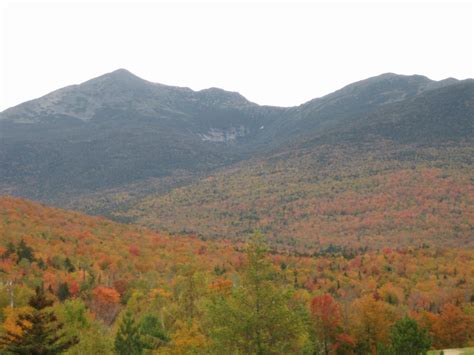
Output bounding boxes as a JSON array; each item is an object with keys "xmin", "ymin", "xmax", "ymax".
[
  {"xmin": 0, "ymin": 69, "xmax": 472, "ymax": 205},
  {"xmin": 199, "ymin": 126, "xmax": 249, "ymax": 142}
]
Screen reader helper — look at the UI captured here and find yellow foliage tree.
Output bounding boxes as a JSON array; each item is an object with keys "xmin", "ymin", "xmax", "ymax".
[
  {"xmin": 161, "ymin": 320, "xmax": 207, "ymax": 355},
  {"xmin": 1, "ymin": 306, "xmax": 33, "ymax": 339},
  {"xmin": 350, "ymin": 295, "xmax": 397, "ymax": 353}
]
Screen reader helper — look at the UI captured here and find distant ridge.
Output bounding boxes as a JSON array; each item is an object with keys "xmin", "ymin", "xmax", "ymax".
[{"xmin": 0, "ymin": 69, "xmax": 472, "ymax": 249}]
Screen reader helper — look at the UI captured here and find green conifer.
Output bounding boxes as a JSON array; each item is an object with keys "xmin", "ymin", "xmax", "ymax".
[
  {"xmin": 0, "ymin": 286, "xmax": 79, "ymax": 354},
  {"xmin": 114, "ymin": 311, "xmax": 143, "ymax": 355}
]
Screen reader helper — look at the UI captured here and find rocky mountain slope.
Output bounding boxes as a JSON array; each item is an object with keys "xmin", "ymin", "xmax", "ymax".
[
  {"xmin": 1, "ymin": 70, "xmax": 472, "ymax": 249},
  {"xmin": 0, "ymin": 69, "xmax": 283, "ymax": 199}
]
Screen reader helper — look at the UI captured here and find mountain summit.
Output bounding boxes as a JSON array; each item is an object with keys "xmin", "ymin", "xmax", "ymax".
[
  {"xmin": 0, "ymin": 70, "xmax": 472, "ymax": 210},
  {"xmin": 0, "ymin": 69, "xmax": 255, "ymax": 124}
]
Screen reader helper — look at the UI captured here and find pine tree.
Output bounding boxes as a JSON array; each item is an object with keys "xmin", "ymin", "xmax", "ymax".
[
  {"xmin": 207, "ymin": 232, "xmax": 308, "ymax": 354},
  {"xmin": 63, "ymin": 257, "xmax": 75, "ymax": 272},
  {"xmin": 390, "ymin": 316, "xmax": 431, "ymax": 355},
  {"xmin": 16, "ymin": 239, "xmax": 35, "ymax": 263},
  {"xmin": 114, "ymin": 311, "xmax": 143, "ymax": 355},
  {"xmin": 139, "ymin": 314, "xmax": 169, "ymax": 350},
  {"xmin": 57, "ymin": 282, "xmax": 70, "ymax": 302},
  {"xmin": 0, "ymin": 286, "xmax": 79, "ymax": 354}
]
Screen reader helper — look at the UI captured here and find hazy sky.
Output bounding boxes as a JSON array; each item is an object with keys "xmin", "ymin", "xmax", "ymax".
[{"xmin": 1, "ymin": 0, "xmax": 473, "ymax": 111}]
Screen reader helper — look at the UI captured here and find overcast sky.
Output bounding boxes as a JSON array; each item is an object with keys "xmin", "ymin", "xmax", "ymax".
[{"xmin": 0, "ymin": 0, "xmax": 473, "ymax": 111}]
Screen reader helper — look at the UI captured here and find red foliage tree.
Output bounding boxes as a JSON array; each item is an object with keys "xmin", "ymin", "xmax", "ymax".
[{"xmin": 310, "ymin": 293, "xmax": 348, "ymax": 354}]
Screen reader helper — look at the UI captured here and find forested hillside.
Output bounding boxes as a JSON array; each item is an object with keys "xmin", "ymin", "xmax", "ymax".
[
  {"xmin": 1, "ymin": 69, "xmax": 473, "ymax": 353},
  {"xmin": 1, "ymin": 72, "xmax": 472, "ymax": 254},
  {"xmin": 101, "ymin": 143, "xmax": 474, "ymax": 252},
  {"xmin": 84, "ymin": 79, "xmax": 474, "ymax": 251},
  {"xmin": 0, "ymin": 197, "xmax": 473, "ymax": 353}
]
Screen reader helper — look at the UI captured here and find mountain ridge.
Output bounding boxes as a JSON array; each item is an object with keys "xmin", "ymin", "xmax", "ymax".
[
  {"xmin": 0, "ymin": 69, "xmax": 472, "ymax": 250},
  {"xmin": 1, "ymin": 69, "xmax": 464, "ymax": 121}
]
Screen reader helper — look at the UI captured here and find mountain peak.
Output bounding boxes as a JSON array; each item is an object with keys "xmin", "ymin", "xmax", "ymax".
[
  {"xmin": 96, "ymin": 68, "xmax": 146, "ymax": 84},
  {"xmin": 353, "ymin": 72, "xmax": 431, "ymax": 86},
  {"xmin": 105, "ymin": 68, "xmax": 142, "ymax": 80},
  {"xmin": 110, "ymin": 68, "xmax": 133, "ymax": 75}
]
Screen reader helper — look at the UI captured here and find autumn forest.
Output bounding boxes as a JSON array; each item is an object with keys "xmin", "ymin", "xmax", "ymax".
[
  {"xmin": 0, "ymin": 62, "xmax": 473, "ymax": 355},
  {"xmin": 0, "ymin": 195, "xmax": 473, "ymax": 354}
]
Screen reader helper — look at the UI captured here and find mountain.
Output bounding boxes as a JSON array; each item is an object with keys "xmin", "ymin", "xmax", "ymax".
[
  {"xmin": 1, "ymin": 70, "xmax": 472, "ymax": 250},
  {"xmin": 1, "ymin": 69, "xmax": 256, "ymax": 123},
  {"xmin": 254, "ymin": 73, "xmax": 465, "ymax": 143},
  {"xmin": 0, "ymin": 69, "xmax": 283, "ymax": 200},
  {"xmin": 121, "ymin": 79, "xmax": 472, "ymax": 251}
]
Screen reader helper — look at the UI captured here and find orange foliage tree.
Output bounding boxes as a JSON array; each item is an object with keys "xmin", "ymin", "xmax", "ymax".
[{"xmin": 90, "ymin": 286, "xmax": 121, "ymax": 325}]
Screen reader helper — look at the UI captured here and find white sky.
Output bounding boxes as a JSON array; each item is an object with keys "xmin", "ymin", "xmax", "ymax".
[{"xmin": 0, "ymin": 0, "xmax": 473, "ymax": 111}]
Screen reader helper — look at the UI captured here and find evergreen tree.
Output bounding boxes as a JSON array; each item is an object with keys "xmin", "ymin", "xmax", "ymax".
[
  {"xmin": 16, "ymin": 239, "xmax": 35, "ymax": 263},
  {"xmin": 57, "ymin": 282, "xmax": 70, "ymax": 302},
  {"xmin": 139, "ymin": 314, "xmax": 169, "ymax": 350},
  {"xmin": 114, "ymin": 311, "xmax": 143, "ymax": 355},
  {"xmin": 0, "ymin": 286, "xmax": 79, "ymax": 354},
  {"xmin": 37, "ymin": 258, "xmax": 47, "ymax": 270},
  {"xmin": 207, "ymin": 232, "xmax": 308, "ymax": 354},
  {"xmin": 63, "ymin": 258, "xmax": 75, "ymax": 273},
  {"xmin": 389, "ymin": 316, "xmax": 431, "ymax": 355}
]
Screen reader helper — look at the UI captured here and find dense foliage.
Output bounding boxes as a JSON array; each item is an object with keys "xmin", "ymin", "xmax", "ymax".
[
  {"xmin": 2, "ymin": 71, "xmax": 472, "ymax": 231},
  {"xmin": 118, "ymin": 143, "xmax": 474, "ymax": 252},
  {"xmin": 0, "ymin": 286, "xmax": 78, "ymax": 354},
  {"xmin": 0, "ymin": 197, "xmax": 473, "ymax": 354}
]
